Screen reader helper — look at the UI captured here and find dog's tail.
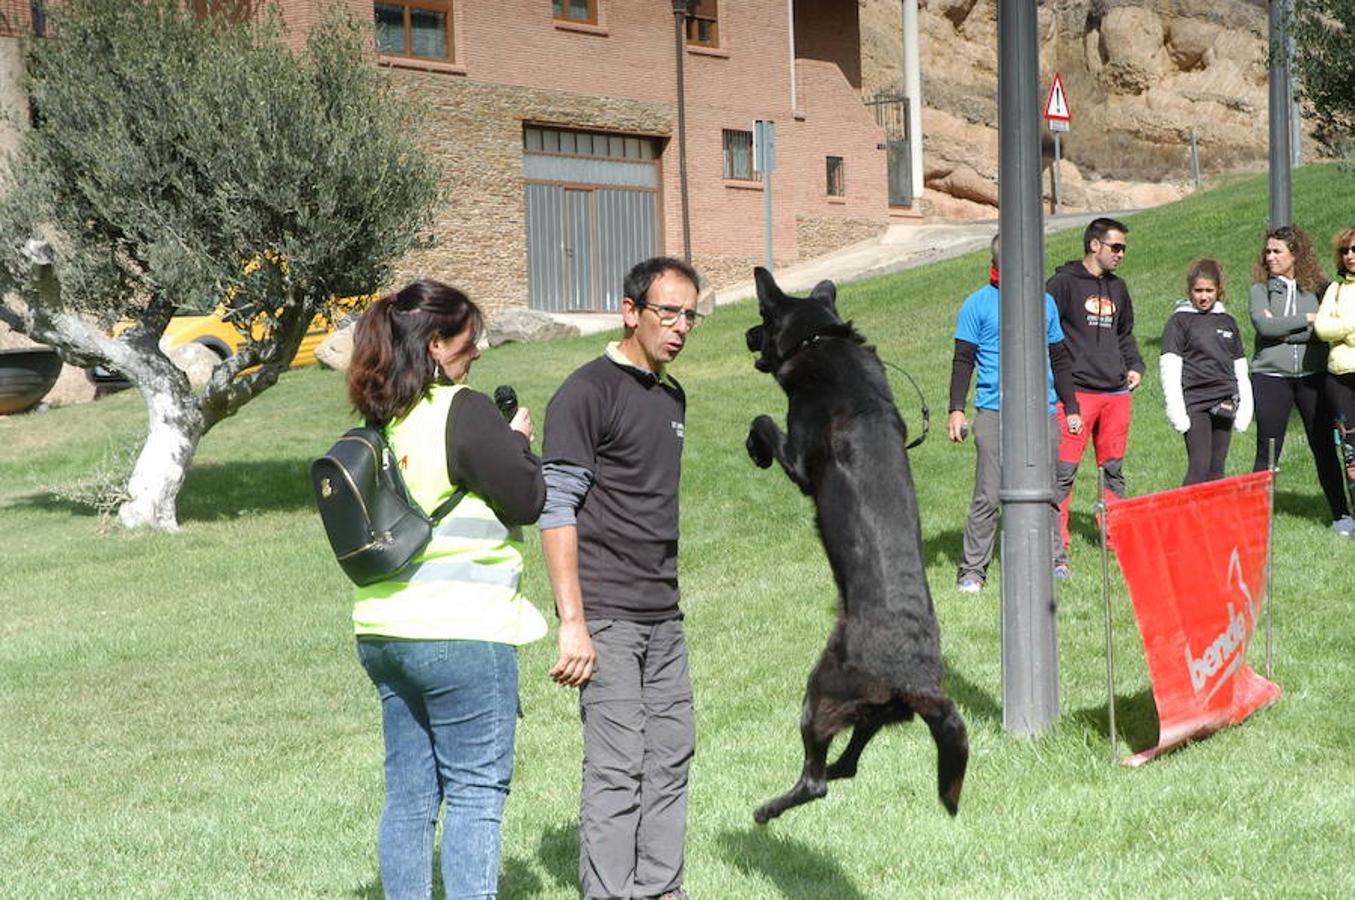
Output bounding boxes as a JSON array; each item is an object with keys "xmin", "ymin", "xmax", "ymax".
[{"xmin": 919, "ymin": 697, "xmax": 968, "ymax": 816}]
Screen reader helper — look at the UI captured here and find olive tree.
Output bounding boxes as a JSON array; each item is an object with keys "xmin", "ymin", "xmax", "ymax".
[
  {"xmin": 1293, "ymin": 0, "xmax": 1355, "ymax": 155},
  {"xmin": 0, "ymin": 0, "xmax": 438, "ymax": 530}
]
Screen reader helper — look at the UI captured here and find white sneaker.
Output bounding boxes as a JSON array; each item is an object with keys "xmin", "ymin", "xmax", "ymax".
[
  {"xmin": 957, "ymin": 574, "xmax": 984, "ymax": 593},
  {"xmin": 1332, "ymin": 516, "xmax": 1355, "ymax": 537}
]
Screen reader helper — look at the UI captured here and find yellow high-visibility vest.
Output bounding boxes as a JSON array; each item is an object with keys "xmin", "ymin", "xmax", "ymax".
[{"xmin": 352, "ymin": 384, "xmax": 547, "ymax": 644}]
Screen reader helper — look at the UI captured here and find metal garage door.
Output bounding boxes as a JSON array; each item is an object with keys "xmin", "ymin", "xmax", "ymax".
[{"xmin": 523, "ymin": 127, "xmax": 660, "ymax": 313}]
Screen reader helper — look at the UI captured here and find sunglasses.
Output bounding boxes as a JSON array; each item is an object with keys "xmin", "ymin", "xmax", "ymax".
[
  {"xmin": 633, "ymin": 299, "xmax": 704, "ymax": 327},
  {"xmin": 1341, "ymin": 245, "xmax": 1355, "ymax": 255},
  {"xmin": 1101, "ymin": 242, "xmax": 1127, "ymax": 254}
]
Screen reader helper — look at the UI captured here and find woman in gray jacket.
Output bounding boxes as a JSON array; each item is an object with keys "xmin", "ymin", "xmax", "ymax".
[{"xmin": 1248, "ymin": 224, "xmax": 1353, "ymax": 535}]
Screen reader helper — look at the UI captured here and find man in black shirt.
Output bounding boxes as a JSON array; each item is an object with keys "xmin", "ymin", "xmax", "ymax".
[
  {"xmin": 540, "ymin": 256, "xmax": 702, "ymax": 900},
  {"xmin": 1047, "ymin": 217, "xmax": 1144, "ymax": 559}
]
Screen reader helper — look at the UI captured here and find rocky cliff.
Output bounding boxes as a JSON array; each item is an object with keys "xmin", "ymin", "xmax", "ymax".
[{"xmin": 861, "ymin": 0, "xmax": 1280, "ymax": 218}]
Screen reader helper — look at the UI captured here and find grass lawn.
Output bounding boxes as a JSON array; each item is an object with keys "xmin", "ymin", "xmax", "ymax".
[{"xmin": 3, "ymin": 164, "xmax": 1353, "ymax": 897}]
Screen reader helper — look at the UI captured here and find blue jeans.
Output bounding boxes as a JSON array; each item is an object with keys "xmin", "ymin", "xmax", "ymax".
[{"xmin": 357, "ymin": 638, "xmax": 519, "ymax": 900}]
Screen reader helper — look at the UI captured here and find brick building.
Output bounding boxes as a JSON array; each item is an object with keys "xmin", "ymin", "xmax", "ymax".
[{"xmin": 2, "ymin": 1, "xmax": 909, "ymax": 317}]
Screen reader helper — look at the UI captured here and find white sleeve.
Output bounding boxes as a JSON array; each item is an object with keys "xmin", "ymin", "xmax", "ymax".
[
  {"xmin": 1160, "ymin": 353, "xmax": 1190, "ymax": 433},
  {"xmin": 1233, "ymin": 357, "xmax": 1253, "ymax": 432}
]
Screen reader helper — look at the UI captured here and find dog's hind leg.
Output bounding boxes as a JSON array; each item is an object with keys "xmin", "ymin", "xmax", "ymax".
[
  {"xmin": 917, "ymin": 696, "xmax": 969, "ymax": 816},
  {"xmin": 824, "ymin": 717, "xmax": 883, "ymax": 781},
  {"xmin": 753, "ymin": 677, "xmax": 841, "ymax": 824}
]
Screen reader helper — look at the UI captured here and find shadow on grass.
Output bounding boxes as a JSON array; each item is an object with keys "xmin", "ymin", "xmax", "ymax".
[
  {"xmin": 1070, "ymin": 686, "xmax": 1160, "ymax": 755},
  {"xmin": 535, "ymin": 821, "xmax": 579, "ymax": 895},
  {"xmin": 499, "ymin": 856, "xmax": 545, "ymax": 897},
  {"xmin": 9, "ymin": 490, "xmax": 103, "ymax": 518},
  {"xmin": 928, "ymin": 522, "xmax": 1090, "ymax": 573},
  {"xmin": 1067, "ymin": 508, "xmax": 1105, "ymax": 551},
  {"xmin": 350, "ymin": 853, "xmax": 541, "ymax": 898},
  {"xmin": 6, "ymin": 457, "xmax": 316, "ymax": 523},
  {"xmin": 1272, "ymin": 487, "xmax": 1339, "ymax": 526},
  {"xmin": 719, "ymin": 828, "xmax": 867, "ymax": 900},
  {"xmin": 943, "ymin": 663, "xmax": 1000, "ymax": 726},
  {"xmin": 177, "ymin": 457, "xmax": 316, "ymax": 521},
  {"xmin": 923, "ymin": 526, "xmax": 963, "ymax": 571}
]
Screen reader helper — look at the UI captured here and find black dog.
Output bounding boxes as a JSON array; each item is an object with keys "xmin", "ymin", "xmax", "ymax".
[{"xmin": 745, "ymin": 267, "xmax": 968, "ymax": 823}]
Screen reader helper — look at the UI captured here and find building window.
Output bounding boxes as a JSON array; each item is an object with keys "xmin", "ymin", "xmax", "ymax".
[
  {"xmin": 524, "ymin": 126, "xmax": 655, "ymax": 161},
  {"xmin": 374, "ymin": 2, "xmax": 453, "ymax": 61},
  {"xmin": 826, "ymin": 156, "xmax": 845, "ymax": 196},
  {"xmin": 685, "ymin": 0, "xmax": 718, "ymax": 48},
  {"xmin": 722, "ymin": 129, "xmax": 758, "ymax": 182},
  {"xmin": 552, "ymin": 0, "xmax": 596, "ymax": 25}
]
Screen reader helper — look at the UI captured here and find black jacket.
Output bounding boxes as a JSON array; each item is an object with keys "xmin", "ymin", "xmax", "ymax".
[
  {"xmin": 1047, "ymin": 260, "xmax": 1145, "ymax": 392},
  {"xmin": 1160, "ymin": 301, "xmax": 1244, "ymax": 412}
]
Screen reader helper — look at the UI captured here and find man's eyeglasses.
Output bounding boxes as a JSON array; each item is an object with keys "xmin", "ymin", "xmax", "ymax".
[
  {"xmin": 634, "ymin": 300, "xmax": 705, "ymax": 327},
  {"xmin": 1101, "ymin": 242, "xmax": 1127, "ymax": 254}
]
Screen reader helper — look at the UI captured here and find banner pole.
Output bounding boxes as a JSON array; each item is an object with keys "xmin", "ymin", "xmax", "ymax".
[
  {"xmin": 1265, "ymin": 438, "xmax": 1276, "ymax": 679},
  {"xmin": 1096, "ymin": 466, "xmax": 1118, "ymax": 763}
]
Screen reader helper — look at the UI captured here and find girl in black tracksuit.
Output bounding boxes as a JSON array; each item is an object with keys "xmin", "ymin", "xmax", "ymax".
[{"xmin": 1160, "ymin": 259, "xmax": 1253, "ymax": 485}]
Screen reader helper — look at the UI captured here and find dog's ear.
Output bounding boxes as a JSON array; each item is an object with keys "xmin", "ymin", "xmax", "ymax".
[
  {"xmin": 809, "ymin": 279, "xmax": 838, "ymax": 311},
  {"xmin": 754, "ymin": 267, "xmax": 782, "ymax": 308}
]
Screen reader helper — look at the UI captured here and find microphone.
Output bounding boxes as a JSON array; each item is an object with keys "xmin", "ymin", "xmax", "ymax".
[{"xmin": 493, "ymin": 385, "xmax": 518, "ymax": 421}]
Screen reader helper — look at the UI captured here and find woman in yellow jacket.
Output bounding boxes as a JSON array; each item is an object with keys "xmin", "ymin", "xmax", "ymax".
[
  {"xmin": 1314, "ymin": 226, "xmax": 1355, "ymax": 509},
  {"xmin": 347, "ymin": 281, "xmax": 546, "ymax": 899}
]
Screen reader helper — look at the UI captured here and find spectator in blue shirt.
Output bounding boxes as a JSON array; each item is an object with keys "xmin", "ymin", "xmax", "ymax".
[{"xmin": 947, "ymin": 234, "xmax": 1083, "ymax": 593}]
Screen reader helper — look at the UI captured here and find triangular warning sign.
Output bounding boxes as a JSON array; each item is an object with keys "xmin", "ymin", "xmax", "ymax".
[{"xmin": 1044, "ymin": 73, "xmax": 1071, "ymax": 121}]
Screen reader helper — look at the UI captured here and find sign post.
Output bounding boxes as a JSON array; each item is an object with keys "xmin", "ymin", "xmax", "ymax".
[
  {"xmin": 753, "ymin": 119, "xmax": 776, "ymax": 270},
  {"xmin": 1043, "ymin": 73, "xmax": 1071, "ymax": 213}
]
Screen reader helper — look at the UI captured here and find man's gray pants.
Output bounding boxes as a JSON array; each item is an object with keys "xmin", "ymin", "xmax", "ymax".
[
  {"xmin": 959, "ymin": 408, "xmax": 1066, "ymax": 581},
  {"xmin": 579, "ymin": 617, "xmax": 695, "ymax": 900}
]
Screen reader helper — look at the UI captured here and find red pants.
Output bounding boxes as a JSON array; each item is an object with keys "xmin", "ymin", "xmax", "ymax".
[{"xmin": 1056, "ymin": 391, "xmax": 1131, "ymax": 547}]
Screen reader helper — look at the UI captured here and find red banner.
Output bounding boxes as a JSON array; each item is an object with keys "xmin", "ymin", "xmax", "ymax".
[{"xmin": 1105, "ymin": 470, "xmax": 1281, "ymax": 766}]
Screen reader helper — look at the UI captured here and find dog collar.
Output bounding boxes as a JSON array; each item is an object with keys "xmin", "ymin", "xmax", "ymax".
[
  {"xmin": 787, "ymin": 332, "xmax": 832, "ymax": 359},
  {"xmin": 782, "ymin": 324, "xmax": 857, "ymax": 365}
]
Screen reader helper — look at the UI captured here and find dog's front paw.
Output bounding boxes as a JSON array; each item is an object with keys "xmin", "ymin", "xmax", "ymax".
[{"xmin": 747, "ymin": 416, "xmax": 776, "ymax": 468}]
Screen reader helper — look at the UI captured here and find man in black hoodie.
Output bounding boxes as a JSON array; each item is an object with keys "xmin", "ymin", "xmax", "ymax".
[{"xmin": 1047, "ymin": 217, "xmax": 1145, "ymax": 567}]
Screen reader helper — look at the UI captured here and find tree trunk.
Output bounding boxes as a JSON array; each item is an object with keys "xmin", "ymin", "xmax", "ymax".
[
  {"xmin": 6, "ymin": 242, "xmax": 207, "ymax": 531},
  {"xmin": 117, "ymin": 375, "xmax": 205, "ymax": 532}
]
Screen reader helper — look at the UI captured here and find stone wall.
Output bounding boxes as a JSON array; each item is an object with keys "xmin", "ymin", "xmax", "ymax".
[
  {"xmin": 795, "ymin": 214, "xmax": 888, "ymax": 262},
  {"xmin": 381, "ymin": 71, "xmax": 671, "ymax": 319}
]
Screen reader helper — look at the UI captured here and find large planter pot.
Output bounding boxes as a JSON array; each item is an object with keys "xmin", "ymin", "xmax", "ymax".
[{"xmin": 0, "ymin": 347, "xmax": 63, "ymax": 414}]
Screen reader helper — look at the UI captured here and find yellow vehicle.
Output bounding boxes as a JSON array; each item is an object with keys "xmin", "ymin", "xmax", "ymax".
[
  {"xmin": 90, "ymin": 293, "xmax": 375, "ymax": 384},
  {"xmin": 158, "ymin": 293, "xmax": 374, "ymax": 367}
]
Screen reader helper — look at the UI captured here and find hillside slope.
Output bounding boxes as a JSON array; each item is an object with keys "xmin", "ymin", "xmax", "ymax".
[{"xmin": 861, "ymin": 0, "xmax": 1282, "ymax": 218}]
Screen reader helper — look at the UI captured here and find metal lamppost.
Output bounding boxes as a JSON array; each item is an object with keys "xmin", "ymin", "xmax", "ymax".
[
  {"xmin": 672, "ymin": 0, "xmax": 693, "ymax": 261},
  {"xmin": 997, "ymin": 0, "xmax": 1060, "ymax": 735},
  {"xmin": 1268, "ymin": 0, "xmax": 1293, "ymax": 228}
]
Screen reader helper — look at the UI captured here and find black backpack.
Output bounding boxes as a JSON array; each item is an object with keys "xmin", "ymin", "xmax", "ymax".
[{"xmin": 311, "ymin": 426, "xmax": 466, "ymax": 587}]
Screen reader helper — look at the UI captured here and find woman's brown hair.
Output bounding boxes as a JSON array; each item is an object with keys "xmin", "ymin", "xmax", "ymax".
[
  {"xmin": 1185, "ymin": 258, "xmax": 1225, "ymax": 302},
  {"xmin": 347, "ymin": 280, "xmax": 484, "ymax": 425},
  {"xmin": 1331, "ymin": 226, "xmax": 1355, "ymax": 277},
  {"xmin": 1253, "ymin": 224, "xmax": 1325, "ymax": 294}
]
